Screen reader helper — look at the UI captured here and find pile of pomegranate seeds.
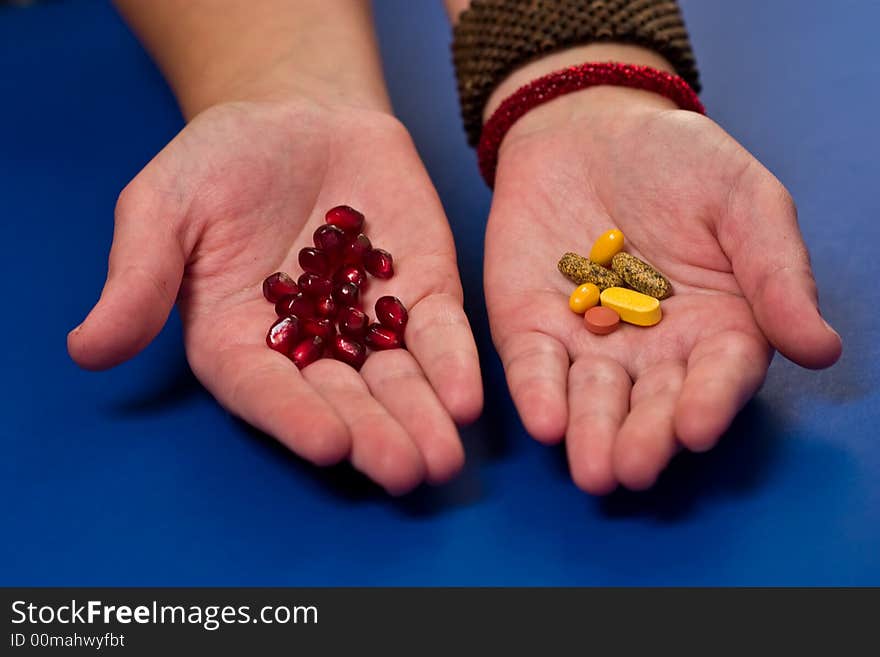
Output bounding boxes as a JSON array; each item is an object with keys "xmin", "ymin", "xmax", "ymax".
[{"xmin": 262, "ymin": 205, "xmax": 407, "ymax": 371}]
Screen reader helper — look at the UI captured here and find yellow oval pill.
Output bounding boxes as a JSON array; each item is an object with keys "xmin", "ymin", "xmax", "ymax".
[
  {"xmin": 599, "ymin": 287, "xmax": 662, "ymax": 327},
  {"xmin": 588, "ymin": 229, "xmax": 625, "ymax": 265},
  {"xmin": 569, "ymin": 283, "xmax": 600, "ymax": 314}
]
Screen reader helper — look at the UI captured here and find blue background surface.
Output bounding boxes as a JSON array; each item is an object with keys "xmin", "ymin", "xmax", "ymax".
[{"xmin": 1, "ymin": 0, "xmax": 878, "ymax": 585}]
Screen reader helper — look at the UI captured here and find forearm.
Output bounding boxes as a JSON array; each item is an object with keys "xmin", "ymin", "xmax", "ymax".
[{"xmin": 114, "ymin": 0, "xmax": 390, "ymax": 119}]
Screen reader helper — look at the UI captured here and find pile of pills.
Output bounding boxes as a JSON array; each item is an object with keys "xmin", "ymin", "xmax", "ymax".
[
  {"xmin": 558, "ymin": 229, "xmax": 672, "ymax": 335},
  {"xmin": 262, "ymin": 205, "xmax": 408, "ymax": 370}
]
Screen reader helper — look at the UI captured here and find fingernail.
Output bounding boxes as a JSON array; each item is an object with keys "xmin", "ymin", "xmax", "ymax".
[{"xmin": 820, "ymin": 316, "xmax": 840, "ymax": 339}]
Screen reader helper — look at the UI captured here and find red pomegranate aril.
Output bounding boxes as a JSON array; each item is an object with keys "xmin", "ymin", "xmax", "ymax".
[
  {"xmin": 298, "ymin": 247, "xmax": 331, "ymax": 276},
  {"xmin": 325, "ymin": 205, "xmax": 365, "ymax": 233},
  {"xmin": 314, "ymin": 295, "xmax": 338, "ymax": 319},
  {"xmin": 365, "ymin": 323, "xmax": 402, "ymax": 350},
  {"xmin": 263, "ymin": 205, "xmax": 411, "ymax": 363},
  {"xmin": 338, "ymin": 307, "xmax": 369, "ymax": 338},
  {"xmin": 332, "ymin": 281, "xmax": 360, "ymax": 307},
  {"xmin": 302, "ymin": 317, "xmax": 336, "ymax": 340},
  {"xmin": 275, "ymin": 292, "xmax": 314, "ymax": 318},
  {"xmin": 262, "ymin": 272, "xmax": 299, "ymax": 303},
  {"xmin": 290, "ymin": 336, "xmax": 324, "ymax": 369},
  {"xmin": 375, "ymin": 295, "xmax": 408, "ymax": 333},
  {"xmin": 330, "ymin": 335, "xmax": 367, "ymax": 370},
  {"xmin": 364, "ymin": 248, "xmax": 394, "ymax": 279},
  {"xmin": 344, "ymin": 233, "xmax": 372, "ymax": 265},
  {"xmin": 298, "ymin": 272, "xmax": 333, "ymax": 297},
  {"xmin": 334, "ymin": 265, "xmax": 368, "ymax": 289},
  {"xmin": 313, "ymin": 224, "xmax": 347, "ymax": 259},
  {"xmin": 266, "ymin": 315, "xmax": 300, "ymax": 354}
]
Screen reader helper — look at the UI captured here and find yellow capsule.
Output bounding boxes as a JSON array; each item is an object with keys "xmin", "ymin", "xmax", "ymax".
[
  {"xmin": 599, "ymin": 287, "xmax": 662, "ymax": 327},
  {"xmin": 588, "ymin": 229, "xmax": 625, "ymax": 265},
  {"xmin": 568, "ymin": 283, "xmax": 600, "ymax": 314}
]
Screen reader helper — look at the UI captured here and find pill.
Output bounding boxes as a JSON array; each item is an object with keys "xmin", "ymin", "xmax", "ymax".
[
  {"xmin": 589, "ymin": 229, "xmax": 625, "ymax": 265},
  {"xmin": 610, "ymin": 252, "xmax": 672, "ymax": 299},
  {"xmin": 599, "ymin": 287, "xmax": 662, "ymax": 326},
  {"xmin": 568, "ymin": 283, "xmax": 600, "ymax": 314},
  {"xmin": 584, "ymin": 306, "xmax": 621, "ymax": 335},
  {"xmin": 558, "ymin": 252, "xmax": 624, "ymax": 290}
]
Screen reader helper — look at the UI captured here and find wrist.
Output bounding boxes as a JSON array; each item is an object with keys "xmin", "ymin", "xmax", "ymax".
[
  {"xmin": 485, "ymin": 45, "xmax": 683, "ymax": 157},
  {"xmin": 181, "ymin": 56, "xmax": 392, "ymax": 119},
  {"xmin": 115, "ymin": 0, "xmax": 392, "ymax": 120},
  {"xmin": 484, "ymin": 43, "xmax": 678, "ymax": 120},
  {"xmin": 501, "ymin": 85, "xmax": 676, "ymax": 149}
]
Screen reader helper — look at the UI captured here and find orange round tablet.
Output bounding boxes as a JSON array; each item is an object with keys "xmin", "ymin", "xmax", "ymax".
[{"xmin": 584, "ymin": 306, "xmax": 620, "ymax": 335}]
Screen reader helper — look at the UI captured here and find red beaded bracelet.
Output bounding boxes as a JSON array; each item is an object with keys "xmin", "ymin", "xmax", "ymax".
[{"xmin": 477, "ymin": 62, "xmax": 706, "ymax": 187}]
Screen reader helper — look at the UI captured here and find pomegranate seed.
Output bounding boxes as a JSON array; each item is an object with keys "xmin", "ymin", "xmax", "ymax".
[
  {"xmin": 365, "ymin": 323, "xmax": 402, "ymax": 350},
  {"xmin": 298, "ymin": 247, "xmax": 331, "ymax": 276},
  {"xmin": 298, "ymin": 272, "xmax": 332, "ymax": 297},
  {"xmin": 314, "ymin": 295, "xmax": 338, "ymax": 319},
  {"xmin": 325, "ymin": 205, "xmax": 365, "ymax": 232},
  {"xmin": 302, "ymin": 317, "xmax": 336, "ymax": 340},
  {"xmin": 266, "ymin": 315, "xmax": 300, "ymax": 354},
  {"xmin": 375, "ymin": 296, "xmax": 408, "ymax": 333},
  {"xmin": 338, "ymin": 307, "xmax": 369, "ymax": 338},
  {"xmin": 262, "ymin": 272, "xmax": 299, "ymax": 303},
  {"xmin": 290, "ymin": 336, "xmax": 324, "ymax": 369},
  {"xmin": 334, "ymin": 265, "xmax": 368, "ymax": 289},
  {"xmin": 261, "ymin": 206, "xmax": 411, "ymax": 362},
  {"xmin": 364, "ymin": 248, "xmax": 394, "ymax": 279},
  {"xmin": 344, "ymin": 233, "xmax": 372, "ymax": 265},
  {"xmin": 330, "ymin": 335, "xmax": 367, "ymax": 370},
  {"xmin": 275, "ymin": 293, "xmax": 314, "ymax": 318},
  {"xmin": 313, "ymin": 224, "xmax": 347, "ymax": 259},
  {"xmin": 332, "ymin": 281, "xmax": 360, "ymax": 307}
]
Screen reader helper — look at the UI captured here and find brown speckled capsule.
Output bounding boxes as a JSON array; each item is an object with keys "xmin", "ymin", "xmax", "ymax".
[
  {"xmin": 558, "ymin": 252, "xmax": 624, "ymax": 291},
  {"xmin": 611, "ymin": 252, "xmax": 672, "ymax": 299}
]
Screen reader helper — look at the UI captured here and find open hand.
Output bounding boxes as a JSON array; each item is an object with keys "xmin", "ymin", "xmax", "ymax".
[
  {"xmin": 484, "ymin": 87, "xmax": 841, "ymax": 493},
  {"xmin": 68, "ymin": 98, "xmax": 482, "ymax": 494}
]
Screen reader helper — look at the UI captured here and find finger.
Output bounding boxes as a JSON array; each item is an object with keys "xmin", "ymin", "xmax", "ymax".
[
  {"xmin": 612, "ymin": 360, "xmax": 686, "ymax": 491},
  {"xmin": 675, "ymin": 331, "xmax": 771, "ymax": 453},
  {"xmin": 405, "ymin": 293, "xmax": 483, "ymax": 424},
  {"xmin": 722, "ymin": 169, "xmax": 841, "ymax": 369},
  {"xmin": 303, "ymin": 360, "xmax": 426, "ymax": 496},
  {"xmin": 566, "ymin": 356, "xmax": 631, "ymax": 495},
  {"xmin": 205, "ymin": 344, "xmax": 351, "ymax": 467},
  {"xmin": 68, "ymin": 184, "xmax": 186, "ymax": 370},
  {"xmin": 361, "ymin": 349, "xmax": 464, "ymax": 485},
  {"xmin": 498, "ymin": 331, "xmax": 569, "ymax": 444}
]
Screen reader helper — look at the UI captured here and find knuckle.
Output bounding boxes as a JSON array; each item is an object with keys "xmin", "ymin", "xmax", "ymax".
[
  {"xmin": 504, "ymin": 333, "xmax": 564, "ymax": 371},
  {"xmin": 572, "ymin": 357, "xmax": 623, "ymax": 388},
  {"xmin": 114, "ymin": 180, "xmax": 152, "ymax": 222}
]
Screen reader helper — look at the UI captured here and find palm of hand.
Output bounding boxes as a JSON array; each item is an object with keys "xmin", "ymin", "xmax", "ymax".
[
  {"xmin": 485, "ymin": 107, "xmax": 839, "ymax": 493},
  {"xmin": 70, "ymin": 99, "xmax": 482, "ymax": 494}
]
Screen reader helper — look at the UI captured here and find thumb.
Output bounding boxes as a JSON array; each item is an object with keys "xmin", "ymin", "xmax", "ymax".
[
  {"xmin": 722, "ymin": 166, "xmax": 842, "ymax": 369},
  {"xmin": 68, "ymin": 183, "xmax": 187, "ymax": 370}
]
